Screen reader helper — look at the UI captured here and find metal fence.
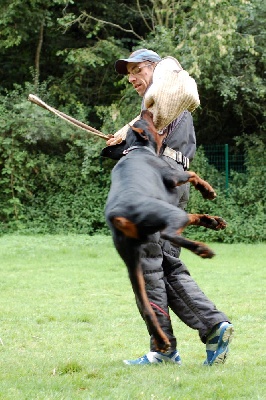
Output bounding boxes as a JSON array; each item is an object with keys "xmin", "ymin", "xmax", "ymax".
[{"xmin": 203, "ymin": 144, "xmax": 245, "ymax": 192}]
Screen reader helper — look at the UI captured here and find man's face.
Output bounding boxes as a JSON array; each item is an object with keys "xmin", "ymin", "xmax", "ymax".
[{"xmin": 127, "ymin": 62, "xmax": 154, "ymax": 97}]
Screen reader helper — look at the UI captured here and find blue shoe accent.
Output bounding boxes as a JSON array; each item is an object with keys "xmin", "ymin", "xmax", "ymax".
[
  {"xmin": 204, "ymin": 322, "xmax": 234, "ymax": 365},
  {"xmin": 123, "ymin": 350, "xmax": 181, "ymax": 365}
]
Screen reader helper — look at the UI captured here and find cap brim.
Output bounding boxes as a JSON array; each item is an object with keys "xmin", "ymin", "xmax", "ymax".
[
  {"xmin": 115, "ymin": 59, "xmax": 132, "ymax": 75},
  {"xmin": 115, "ymin": 52, "xmax": 161, "ymax": 75},
  {"xmin": 115, "ymin": 55, "xmax": 148, "ymax": 75}
]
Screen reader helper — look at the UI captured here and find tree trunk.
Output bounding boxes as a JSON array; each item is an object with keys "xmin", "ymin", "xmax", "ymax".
[{"xmin": 34, "ymin": 21, "xmax": 44, "ymax": 91}]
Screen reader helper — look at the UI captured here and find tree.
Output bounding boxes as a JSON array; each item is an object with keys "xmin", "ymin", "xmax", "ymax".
[
  {"xmin": 84, "ymin": 0, "xmax": 265, "ymax": 144},
  {"xmin": 126, "ymin": 0, "xmax": 265, "ymax": 144},
  {"xmin": 0, "ymin": 1, "xmax": 67, "ymax": 89},
  {"xmin": 0, "ymin": 0, "xmax": 265, "ymax": 237},
  {"xmin": 174, "ymin": 0, "xmax": 265, "ymax": 144}
]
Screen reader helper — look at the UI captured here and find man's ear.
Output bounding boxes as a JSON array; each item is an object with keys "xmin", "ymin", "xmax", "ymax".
[
  {"xmin": 100, "ymin": 140, "xmax": 127, "ymax": 160},
  {"xmin": 131, "ymin": 125, "xmax": 149, "ymax": 141}
]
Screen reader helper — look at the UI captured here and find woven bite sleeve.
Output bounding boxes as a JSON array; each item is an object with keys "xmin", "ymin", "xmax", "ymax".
[{"xmin": 144, "ymin": 57, "xmax": 200, "ymax": 131}]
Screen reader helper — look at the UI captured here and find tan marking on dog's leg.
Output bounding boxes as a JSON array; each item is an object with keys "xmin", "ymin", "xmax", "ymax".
[
  {"xmin": 176, "ymin": 214, "xmax": 226, "ymax": 235},
  {"xmin": 174, "ymin": 214, "xmax": 197, "ymax": 235},
  {"xmin": 133, "ymin": 265, "xmax": 170, "ymax": 352},
  {"xmin": 112, "ymin": 217, "xmax": 139, "ymax": 239},
  {"xmin": 187, "ymin": 214, "xmax": 227, "ymax": 230},
  {"xmin": 187, "ymin": 213, "xmax": 201, "ymax": 226},
  {"xmin": 187, "ymin": 171, "xmax": 216, "ymax": 199}
]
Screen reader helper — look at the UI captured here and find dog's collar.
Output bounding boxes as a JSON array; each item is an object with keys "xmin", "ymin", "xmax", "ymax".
[{"xmin": 123, "ymin": 146, "xmax": 156, "ymax": 155}]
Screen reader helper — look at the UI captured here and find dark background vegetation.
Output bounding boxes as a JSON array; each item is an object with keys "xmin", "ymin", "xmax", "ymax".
[{"xmin": 0, "ymin": 0, "xmax": 265, "ymax": 242}]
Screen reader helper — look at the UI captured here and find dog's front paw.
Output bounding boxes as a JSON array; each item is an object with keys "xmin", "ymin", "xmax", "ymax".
[
  {"xmin": 200, "ymin": 215, "xmax": 227, "ymax": 230},
  {"xmin": 194, "ymin": 242, "xmax": 215, "ymax": 258},
  {"xmin": 194, "ymin": 182, "xmax": 217, "ymax": 200},
  {"xmin": 212, "ymin": 216, "xmax": 227, "ymax": 230}
]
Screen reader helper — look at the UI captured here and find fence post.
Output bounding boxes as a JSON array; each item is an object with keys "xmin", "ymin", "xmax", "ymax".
[{"xmin": 225, "ymin": 144, "xmax": 229, "ymax": 196}]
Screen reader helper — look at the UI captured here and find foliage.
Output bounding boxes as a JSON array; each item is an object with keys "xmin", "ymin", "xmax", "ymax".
[
  {"xmin": 0, "ymin": 81, "xmax": 264, "ymax": 242},
  {"xmin": 186, "ymin": 138, "xmax": 266, "ymax": 243},
  {"xmin": 0, "ymin": 0, "xmax": 265, "ymax": 241},
  {"xmin": 136, "ymin": 0, "xmax": 266, "ymax": 144},
  {"xmin": 0, "ymin": 83, "xmax": 110, "ymax": 235}
]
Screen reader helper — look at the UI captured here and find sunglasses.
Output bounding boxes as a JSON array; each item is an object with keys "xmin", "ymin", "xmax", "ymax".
[{"xmin": 127, "ymin": 63, "xmax": 153, "ymax": 76}]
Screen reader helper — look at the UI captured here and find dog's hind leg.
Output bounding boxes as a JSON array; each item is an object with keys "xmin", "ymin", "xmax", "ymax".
[
  {"xmin": 112, "ymin": 216, "xmax": 139, "ymax": 239},
  {"xmin": 112, "ymin": 232, "xmax": 170, "ymax": 352}
]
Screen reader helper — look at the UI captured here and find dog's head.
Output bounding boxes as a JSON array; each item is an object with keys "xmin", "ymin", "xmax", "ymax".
[
  {"xmin": 126, "ymin": 110, "xmax": 158, "ymax": 151},
  {"xmin": 101, "ymin": 110, "xmax": 164, "ymax": 160}
]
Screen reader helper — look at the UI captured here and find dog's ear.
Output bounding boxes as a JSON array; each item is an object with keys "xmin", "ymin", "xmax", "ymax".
[
  {"xmin": 100, "ymin": 140, "xmax": 127, "ymax": 160},
  {"xmin": 131, "ymin": 125, "xmax": 149, "ymax": 141},
  {"xmin": 140, "ymin": 109, "xmax": 154, "ymax": 123}
]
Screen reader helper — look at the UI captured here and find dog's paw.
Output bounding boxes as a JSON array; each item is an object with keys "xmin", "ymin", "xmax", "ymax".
[
  {"xmin": 154, "ymin": 338, "xmax": 171, "ymax": 353},
  {"xmin": 194, "ymin": 183, "xmax": 217, "ymax": 200},
  {"xmin": 202, "ymin": 188, "xmax": 217, "ymax": 200},
  {"xmin": 212, "ymin": 216, "xmax": 227, "ymax": 230},
  {"xmin": 200, "ymin": 215, "xmax": 227, "ymax": 230},
  {"xmin": 194, "ymin": 243, "xmax": 215, "ymax": 258}
]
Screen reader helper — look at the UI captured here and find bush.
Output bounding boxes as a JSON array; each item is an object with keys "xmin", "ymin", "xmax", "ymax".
[
  {"xmin": 0, "ymin": 83, "xmax": 111, "ymax": 235},
  {"xmin": 0, "ymin": 85, "xmax": 265, "ymax": 242},
  {"xmin": 186, "ymin": 138, "xmax": 265, "ymax": 243}
]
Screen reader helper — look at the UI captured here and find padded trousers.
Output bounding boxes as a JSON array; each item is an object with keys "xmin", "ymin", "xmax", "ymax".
[
  {"xmin": 138, "ymin": 183, "xmax": 230, "ymax": 351},
  {"xmin": 139, "ymin": 235, "xmax": 230, "ymax": 351}
]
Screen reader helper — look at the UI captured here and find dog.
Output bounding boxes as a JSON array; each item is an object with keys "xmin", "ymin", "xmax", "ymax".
[{"xmin": 101, "ymin": 110, "xmax": 226, "ymax": 352}]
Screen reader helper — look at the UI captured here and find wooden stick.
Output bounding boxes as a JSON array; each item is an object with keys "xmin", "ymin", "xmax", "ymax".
[{"xmin": 28, "ymin": 94, "xmax": 109, "ymax": 140}]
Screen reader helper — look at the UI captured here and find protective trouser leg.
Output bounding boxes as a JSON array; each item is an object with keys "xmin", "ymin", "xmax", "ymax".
[{"xmin": 162, "ymin": 242, "xmax": 230, "ymax": 343}]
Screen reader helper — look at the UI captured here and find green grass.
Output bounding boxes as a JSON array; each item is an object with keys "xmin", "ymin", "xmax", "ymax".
[{"xmin": 0, "ymin": 235, "xmax": 265, "ymax": 400}]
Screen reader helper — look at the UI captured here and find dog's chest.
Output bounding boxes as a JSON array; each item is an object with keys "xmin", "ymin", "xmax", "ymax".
[{"xmin": 109, "ymin": 152, "xmax": 176, "ymax": 202}]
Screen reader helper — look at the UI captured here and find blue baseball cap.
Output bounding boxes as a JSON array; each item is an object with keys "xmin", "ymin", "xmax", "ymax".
[{"xmin": 115, "ymin": 48, "xmax": 161, "ymax": 75}]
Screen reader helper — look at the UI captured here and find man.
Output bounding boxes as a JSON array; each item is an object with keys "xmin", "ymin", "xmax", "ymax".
[{"xmin": 107, "ymin": 49, "xmax": 233, "ymax": 366}]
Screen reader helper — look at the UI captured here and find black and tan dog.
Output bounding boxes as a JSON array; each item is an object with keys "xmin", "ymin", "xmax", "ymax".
[{"xmin": 101, "ymin": 110, "xmax": 226, "ymax": 353}]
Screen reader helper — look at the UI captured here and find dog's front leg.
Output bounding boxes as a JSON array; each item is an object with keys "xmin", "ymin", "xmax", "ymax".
[
  {"xmin": 163, "ymin": 169, "xmax": 216, "ymax": 200},
  {"xmin": 174, "ymin": 214, "xmax": 227, "ymax": 236},
  {"xmin": 187, "ymin": 172, "xmax": 217, "ymax": 200},
  {"xmin": 161, "ymin": 227, "xmax": 215, "ymax": 258},
  {"xmin": 187, "ymin": 214, "xmax": 227, "ymax": 230}
]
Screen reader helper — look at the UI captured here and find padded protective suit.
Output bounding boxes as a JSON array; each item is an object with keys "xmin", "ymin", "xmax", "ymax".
[{"xmin": 138, "ymin": 111, "xmax": 229, "ymax": 351}]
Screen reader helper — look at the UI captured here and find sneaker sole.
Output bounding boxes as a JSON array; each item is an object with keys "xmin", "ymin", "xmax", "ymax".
[
  {"xmin": 210, "ymin": 324, "xmax": 234, "ymax": 365},
  {"xmin": 123, "ymin": 351, "xmax": 182, "ymax": 365}
]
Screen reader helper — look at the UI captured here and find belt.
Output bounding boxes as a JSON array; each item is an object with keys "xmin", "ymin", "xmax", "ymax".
[{"xmin": 162, "ymin": 146, "xmax": 190, "ymax": 170}]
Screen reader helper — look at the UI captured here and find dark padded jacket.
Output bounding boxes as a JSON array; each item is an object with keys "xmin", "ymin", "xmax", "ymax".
[{"xmin": 160, "ymin": 110, "xmax": 196, "ymax": 161}]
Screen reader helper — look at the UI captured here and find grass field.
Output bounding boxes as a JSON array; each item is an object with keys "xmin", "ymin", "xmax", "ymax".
[{"xmin": 0, "ymin": 235, "xmax": 265, "ymax": 400}]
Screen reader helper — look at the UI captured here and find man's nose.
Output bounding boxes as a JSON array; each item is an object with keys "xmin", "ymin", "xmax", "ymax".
[{"xmin": 128, "ymin": 74, "xmax": 136, "ymax": 83}]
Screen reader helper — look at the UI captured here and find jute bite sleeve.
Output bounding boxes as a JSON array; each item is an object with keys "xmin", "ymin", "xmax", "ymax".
[{"xmin": 144, "ymin": 57, "xmax": 200, "ymax": 131}]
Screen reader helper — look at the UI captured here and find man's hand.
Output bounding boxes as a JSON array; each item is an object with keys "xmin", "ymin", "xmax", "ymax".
[{"xmin": 106, "ymin": 135, "xmax": 123, "ymax": 146}]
